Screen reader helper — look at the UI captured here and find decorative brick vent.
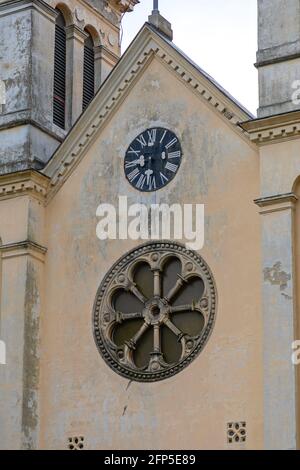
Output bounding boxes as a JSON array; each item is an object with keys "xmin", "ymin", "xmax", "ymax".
[
  {"xmin": 227, "ymin": 422, "xmax": 246, "ymax": 444},
  {"xmin": 68, "ymin": 436, "xmax": 84, "ymax": 450}
]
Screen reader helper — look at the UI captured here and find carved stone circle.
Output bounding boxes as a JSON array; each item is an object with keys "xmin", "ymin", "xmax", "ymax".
[{"xmin": 93, "ymin": 241, "xmax": 217, "ymax": 382}]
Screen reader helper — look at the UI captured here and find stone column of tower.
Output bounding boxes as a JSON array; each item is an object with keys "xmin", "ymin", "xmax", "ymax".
[
  {"xmin": 257, "ymin": 0, "xmax": 300, "ymax": 117},
  {"xmin": 254, "ymin": 0, "xmax": 300, "ymax": 450},
  {"xmin": 0, "ymin": 0, "xmax": 139, "ymax": 175}
]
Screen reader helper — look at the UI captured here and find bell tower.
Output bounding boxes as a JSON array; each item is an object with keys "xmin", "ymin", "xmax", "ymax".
[
  {"xmin": 0, "ymin": 0, "xmax": 139, "ymax": 175},
  {"xmin": 257, "ymin": 0, "xmax": 300, "ymax": 117}
]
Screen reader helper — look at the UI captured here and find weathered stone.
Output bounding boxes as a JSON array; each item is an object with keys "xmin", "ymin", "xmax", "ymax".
[
  {"xmin": 257, "ymin": 0, "xmax": 300, "ymax": 117},
  {"xmin": 0, "ymin": 0, "xmax": 134, "ymax": 175}
]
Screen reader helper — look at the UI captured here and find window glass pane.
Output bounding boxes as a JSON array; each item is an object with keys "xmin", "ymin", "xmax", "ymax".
[
  {"xmin": 133, "ymin": 262, "xmax": 154, "ymax": 300},
  {"xmin": 162, "ymin": 257, "xmax": 182, "ymax": 297}
]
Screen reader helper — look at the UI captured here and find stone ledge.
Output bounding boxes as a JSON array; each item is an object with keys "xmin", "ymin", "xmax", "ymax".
[
  {"xmin": 0, "ymin": 240, "xmax": 47, "ymax": 262},
  {"xmin": 0, "ymin": 118, "xmax": 66, "ymax": 143},
  {"xmin": 256, "ymin": 40, "xmax": 300, "ymax": 67},
  {"xmin": 0, "ymin": 169, "xmax": 50, "ymax": 202},
  {"xmin": 240, "ymin": 110, "xmax": 300, "ymax": 144},
  {"xmin": 254, "ymin": 193, "xmax": 298, "ymax": 215},
  {"xmin": 0, "ymin": 0, "xmax": 58, "ymax": 22}
]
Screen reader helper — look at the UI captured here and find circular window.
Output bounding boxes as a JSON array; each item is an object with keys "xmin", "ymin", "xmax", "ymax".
[{"xmin": 93, "ymin": 242, "xmax": 217, "ymax": 382}]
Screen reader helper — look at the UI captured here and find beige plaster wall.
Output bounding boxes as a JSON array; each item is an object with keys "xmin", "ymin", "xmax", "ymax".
[
  {"xmin": 260, "ymin": 139, "xmax": 300, "ymax": 198},
  {"xmin": 40, "ymin": 57, "xmax": 263, "ymax": 450},
  {"xmin": 0, "ymin": 197, "xmax": 30, "ymax": 244}
]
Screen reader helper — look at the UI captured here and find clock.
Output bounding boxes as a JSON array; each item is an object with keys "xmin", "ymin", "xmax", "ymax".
[{"xmin": 124, "ymin": 127, "xmax": 182, "ymax": 192}]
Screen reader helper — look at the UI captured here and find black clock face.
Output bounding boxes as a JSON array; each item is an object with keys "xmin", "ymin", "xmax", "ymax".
[{"xmin": 124, "ymin": 128, "xmax": 182, "ymax": 192}]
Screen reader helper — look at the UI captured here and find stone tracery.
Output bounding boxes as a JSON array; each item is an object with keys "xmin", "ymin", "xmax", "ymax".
[{"xmin": 93, "ymin": 241, "xmax": 217, "ymax": 382}]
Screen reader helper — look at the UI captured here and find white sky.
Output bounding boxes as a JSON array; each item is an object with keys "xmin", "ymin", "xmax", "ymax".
[{"xmin": 121, "ymin": 0, "xmax": 258, "ymax": 116}]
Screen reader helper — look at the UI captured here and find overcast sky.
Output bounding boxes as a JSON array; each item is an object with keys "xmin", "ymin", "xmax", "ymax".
[{"xmin": 122, "ymin": 0, "xmax": 258, "ymax": 116}]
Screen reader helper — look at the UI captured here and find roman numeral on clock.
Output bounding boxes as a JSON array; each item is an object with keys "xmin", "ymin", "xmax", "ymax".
[
  {"xmin": 165, "ymin": 162, "xmax": 178, "ymax": 173},
  {"xmin": 136, "ymin": 174, "xmax": 146, "ymax": 189},
  {"xmin": 128, "ymin": 147, "xmax": 140, "ymax": 157},
  {"xmin": 147, "ymin": 129, "xmax": 157, "ymax": 147},
  {"xmin": 125, "ymin": 160, "xmax": 138, "ymax": 169},
  {"xmin": 127, "ymin": 168, "xmax": 140, "ymax": 182},
  {"xmin": 165, "ymin": 137, "xmax": 178, "ymax": 149},
  {"xmin": 136, "ymin": 134, "xmax": 147, "ymax": 148},
  {"xmin": 160, "ymin": 172, "xmax": 169, "ymax": 185},
  {"xmin": 149, "ymin": 176, "xmax": 156, "ymax": 191},
  {"xmin": 160, "ymin": 130, "xmax": 167, "ymax": 144},
  {"xmin": 168, "ymin": 151, "xmax": 181, "ymax": 159}
]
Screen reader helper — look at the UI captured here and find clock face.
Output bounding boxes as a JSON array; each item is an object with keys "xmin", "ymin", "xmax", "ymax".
[{"xmin": 124, "ymin": 128, "xmax": 182, "ymax": 192}]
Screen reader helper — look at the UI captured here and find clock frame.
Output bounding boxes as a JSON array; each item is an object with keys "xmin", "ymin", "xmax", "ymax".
[{"xmin": 124, "ymin": 127, "xmax": 182, "ymax": 192}]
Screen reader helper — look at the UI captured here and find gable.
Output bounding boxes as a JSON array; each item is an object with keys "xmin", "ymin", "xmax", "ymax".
[{"xmin": 43, "ymin": 23, "xmax": 255, "ymax": 201}]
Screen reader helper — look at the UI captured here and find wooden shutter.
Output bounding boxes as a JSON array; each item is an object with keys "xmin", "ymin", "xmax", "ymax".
[
  {"xmin": 82, "ymin": 34, "xmax": 95, "ymax": 111},
  {"xmin": 53, "ymin": 11, "xmax": 66, "ymax": 129}
]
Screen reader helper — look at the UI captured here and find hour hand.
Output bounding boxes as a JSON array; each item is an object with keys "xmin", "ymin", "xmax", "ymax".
[{"xmin": 125, "ymin": 155, "xmax": 145, "ymax": 169}]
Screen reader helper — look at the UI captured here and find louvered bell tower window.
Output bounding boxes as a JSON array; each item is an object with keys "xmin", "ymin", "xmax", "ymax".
[
  {"xmin": 53, "ymin": 10, "xmax": 66, "ymax": 129},
  {"xmin": 82, "ymin": 33, "xmax": 95, "ymax": 111}
]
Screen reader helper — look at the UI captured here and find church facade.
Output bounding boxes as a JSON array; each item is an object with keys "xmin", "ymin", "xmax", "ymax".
[{"xmin": 0, "ymin": 0, "xmax": 299, "ymax": 450}]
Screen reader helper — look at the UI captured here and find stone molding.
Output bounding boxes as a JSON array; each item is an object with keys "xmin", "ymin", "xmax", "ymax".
[
  {"xmin": 44, "ymin": 24, "xmax": 252, "ymax": 202},
  {"xmin": 254, "ymin": 193, "xmax": 298, "ymax": 215},
  {"xmin": 65, "ymin": 24, "xmax": 89, "ymax": 43},
  {"xmin": 241, "ymin": 111, "xmax": 300, "ymax": 145},
  {"xmin": 0, "ymin": 0, "xmax": 58, "ymax": 22},
  {"xmin": 94, "ymin": 44, "xmax": 119, "ymax": 66},
  {"xmin": 0, "ymin": 170, "xmax": 49, "ymax": 203},
  {"xmin": 0, "ymin": 116, "xmax": 66, "ymax": 142},
  {"xmin": 256, "ymin": 39, "xmax": 300, "ymax": 67},
  {"xmin": 0, "ymin": 240, "xmax": 47, "ymax": 263}
]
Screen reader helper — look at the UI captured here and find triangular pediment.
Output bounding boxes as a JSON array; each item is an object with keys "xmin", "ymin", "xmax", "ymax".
[{"xmin": 44, "ymin": 23, "xmax": 253, "ymax": 201}]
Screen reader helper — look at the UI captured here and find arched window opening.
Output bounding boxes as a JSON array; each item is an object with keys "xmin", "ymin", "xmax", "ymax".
[
  {"xmin": 82, "ymin": 32, "xmax": 95, "ymax": 111},
  {"xmin": 53, "ymin": 9, "xmax": 66, "ymax": 129}
]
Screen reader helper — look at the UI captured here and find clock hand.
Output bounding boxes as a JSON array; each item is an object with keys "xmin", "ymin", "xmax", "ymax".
[
  {"xmin": 161, "ymin": 151, "xmax": 166, "ymax": 160},
  {"xmin": 125, "ymin": 155, "xmax": 145, "ymax": 169},
  {"xmin": 145, "ymin": 169, "xmax": 154, "ymax": 185}
]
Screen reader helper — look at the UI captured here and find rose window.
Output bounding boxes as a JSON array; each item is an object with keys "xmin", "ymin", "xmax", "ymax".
[{"xmin": 93, "ymin": 242, "xmax": 217, "ymax": 382}]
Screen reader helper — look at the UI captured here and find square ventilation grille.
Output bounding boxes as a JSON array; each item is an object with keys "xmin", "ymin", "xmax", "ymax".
[
  {"xmin": 68, "ymin": 436, "xmax": 84, "ymax": 450},
  {"xmin": 227, "ymin": 422, "xmax": 246, "ymax": 444}
]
